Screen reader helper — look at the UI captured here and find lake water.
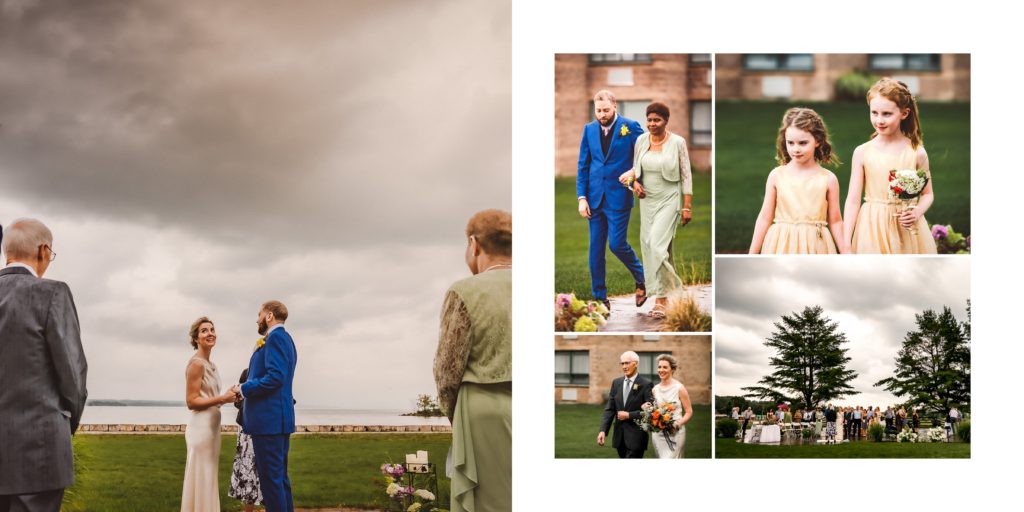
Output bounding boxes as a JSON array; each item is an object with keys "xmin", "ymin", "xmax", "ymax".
[{"xmin": 81, "ymin": 406, "xmax": 449, "ymax": 426}]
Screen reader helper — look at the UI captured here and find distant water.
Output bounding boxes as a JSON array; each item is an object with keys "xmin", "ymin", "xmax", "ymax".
[{"xmin": 81, "ymin": 406, "xmax": 449, "ymax": 426}]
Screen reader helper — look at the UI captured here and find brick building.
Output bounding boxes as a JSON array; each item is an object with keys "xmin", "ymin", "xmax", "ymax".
[
  {"xmin": 716, "ymin": 53, "xmax": 970, "ymax": 101},
  {"xmin": 554, "ymin": 54, "xmax": 712, "ymax": 177},
  {"xmin": 555, "ymin": 334, "xmax": 711, "ymax": 405}
]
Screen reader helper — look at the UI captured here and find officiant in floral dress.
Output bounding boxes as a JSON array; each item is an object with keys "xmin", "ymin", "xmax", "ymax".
[{"xmin": 434, "ymin": 209, "xmax": 512, "ymax": 512}]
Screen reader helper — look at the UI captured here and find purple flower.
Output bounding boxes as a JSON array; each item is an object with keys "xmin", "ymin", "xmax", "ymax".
[
  {"xmin": 931, "ymin": 224, "xmax": 948, "ymax": 240},
  {"xmin": 966, "ymin": 235, "xmax": 971, "ymax": 248},
  {"xmin": 556, "ymin": 294, "xmax": 573, "ymax": 308}
]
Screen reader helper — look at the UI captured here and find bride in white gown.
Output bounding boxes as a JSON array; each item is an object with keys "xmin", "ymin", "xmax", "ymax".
[
  {"xmin": 181, "ymin": 317, "xmax": 240, "ymax": 512},
  {"xmin": 648, "ymin": 354, "xmax": 694, "ymax": 458}
]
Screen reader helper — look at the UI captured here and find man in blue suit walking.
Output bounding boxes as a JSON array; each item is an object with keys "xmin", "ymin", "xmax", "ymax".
[
  {"xmin": 235, "ymin": 300, "xmax": 297, "ymax": 512},
  {"xmin": 577, "ymin": 89, "xmax": 646, "ymax": 309}
]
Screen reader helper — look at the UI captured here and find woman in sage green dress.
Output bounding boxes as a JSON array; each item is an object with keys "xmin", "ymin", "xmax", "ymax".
[
  {"xmin": 618, "ymin": 102, "xmax": 693, "ymax": 319},
  {"xmin": 434, "ymin": 209, "xmax": 512, "ymax": 512}
]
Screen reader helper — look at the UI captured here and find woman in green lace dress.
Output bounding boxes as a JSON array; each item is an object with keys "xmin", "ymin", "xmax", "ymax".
[
  {"xmin": 618, "ymin": 102, "xmax": 693, "ymax": 318},
  {"xmin": 434, "ymin": 209, "xmax": 512, "ymax": 512}
]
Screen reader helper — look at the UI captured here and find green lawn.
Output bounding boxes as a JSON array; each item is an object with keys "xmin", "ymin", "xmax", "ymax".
[
  {"xmin": 715, "ymin": 101, "xmax": 971, "ymax": 253},
  {"xmin": 554, "ymin": 403, "xmax": 712, "ymax": 459},
  {"xmin": 65, "ymin": 434, "xmax": 451, "ymax": 511},
  {"xmin": 714, "ymin": 438, "xmax": 969, "ymax": 458},
  {"xmin": 555, "ymin": 174, "xmax": 712, "ymax": 300}
]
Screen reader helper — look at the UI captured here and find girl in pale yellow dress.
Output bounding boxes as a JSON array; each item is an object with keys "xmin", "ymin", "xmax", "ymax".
[
  {"xmin": 749, "ymin": 108, "xmax": 848, "ymax": 254},
  {"xmin": 843, "ymin": 78, "xmax": 937, "ymax": 254}
]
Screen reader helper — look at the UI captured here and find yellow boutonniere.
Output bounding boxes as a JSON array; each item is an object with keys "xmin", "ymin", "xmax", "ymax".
[
  {"xmin": 256, "ymin": 337, "xmax": 266, "ymax": 350},
  {"xmin": 632, "ymin": 383, "xmax": 639, "ymax": 391},
  {"xmin": 620, "ymin": 125, "xmax": 630, "ymax": 137}
]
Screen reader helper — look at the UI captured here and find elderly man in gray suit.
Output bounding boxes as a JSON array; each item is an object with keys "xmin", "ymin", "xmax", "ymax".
[{"xmin": 0, "ymin": 219, "xmax": 87, "ymax": 512}]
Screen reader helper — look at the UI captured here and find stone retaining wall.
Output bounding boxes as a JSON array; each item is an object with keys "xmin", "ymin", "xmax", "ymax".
[{"xmin": 78, "ymin": 424, "xmax": 452, "ymax": 434}]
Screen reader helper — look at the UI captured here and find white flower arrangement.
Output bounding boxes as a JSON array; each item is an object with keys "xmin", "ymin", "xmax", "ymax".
[
  {"xmin": 896, "ymin": 429, "xmax": 919, "ymax": 443},
  {"xmin": 386, "ymin": 482, "xmax": 401, "ymax": 497},
  {"xmin": 413, "ymin": 489, "xmax": 435, "ymax": 501},
  {"xmin": 928, "ymin": 427, "xmax": 947, "ymax": 442}
]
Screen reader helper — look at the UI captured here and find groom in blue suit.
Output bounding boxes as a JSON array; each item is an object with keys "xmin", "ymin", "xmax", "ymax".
[
  {"xmin": 577, "ymin": 89, "xmax": 645, "ymax": 307},
  {"xmin": 237, "ymin": 300, "xmax": 297, "ymax": 512}
]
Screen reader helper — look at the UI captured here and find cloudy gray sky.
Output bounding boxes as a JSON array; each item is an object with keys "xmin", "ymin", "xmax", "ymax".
[
  {"xmin": 716, "ymin": 257, "xmax": 970, "ymax": 408},
  {"xmin": 1, "ymin": 0, "xmax": 510, "ymax": 409}
]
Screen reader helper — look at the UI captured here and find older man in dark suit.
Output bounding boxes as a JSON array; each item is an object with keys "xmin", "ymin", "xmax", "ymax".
[
  {"xmin": 597, "ymin": 350, "xmax": 653, "ymax": 458},
  {"xmin": 0, "ymin": 219, "xmax": 88, "ymax": 512}
]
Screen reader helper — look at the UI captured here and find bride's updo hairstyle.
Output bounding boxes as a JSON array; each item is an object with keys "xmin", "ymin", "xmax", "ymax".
[
  {"xmin": 189, "ymin": 316, "xmax": 213, "ymax": 350},
  {"xmin": 656, "ymin": 353, "xmax": 678, "ymax": 371}
]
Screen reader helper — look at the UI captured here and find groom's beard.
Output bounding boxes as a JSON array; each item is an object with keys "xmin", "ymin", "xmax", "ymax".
[{"xmin": 258, "ymin": 319, "xmax": 268, "ymax": 336}]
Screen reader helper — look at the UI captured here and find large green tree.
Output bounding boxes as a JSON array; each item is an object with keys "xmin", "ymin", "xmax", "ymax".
[
  {"xmin": 743, "ymin": 305, "xmax": 859, "ymax": 409},
  {"xmin": 875, "ymin": 304, "xmax": 970, "ymax": 415}
]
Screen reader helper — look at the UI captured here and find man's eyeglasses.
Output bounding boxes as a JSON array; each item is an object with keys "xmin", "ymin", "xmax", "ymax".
[{"xmin": 42, "ymin": 245, "xmax": 56, "ymax": 262}]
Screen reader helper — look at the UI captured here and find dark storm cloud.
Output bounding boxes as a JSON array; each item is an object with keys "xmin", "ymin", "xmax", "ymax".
[
  {"xmin": 0, "ymin": 0, "xmax": 510, "ymax": 407},
  {"xmin": 0, "ymin": 0, "xmax": 510, "ymax": 249}
]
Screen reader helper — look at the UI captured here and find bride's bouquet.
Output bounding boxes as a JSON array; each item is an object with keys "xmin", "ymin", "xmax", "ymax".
[
  {"xmin": 637, "ymin": 402, "xmax": 678, "ymax": 432},
  {"xmin": 637, "ymin": 401, "xmax": 681, "ymax": 451},
  {"xmin": 888, "ymin": 169, "xmax": 929, "ymax": 235}
]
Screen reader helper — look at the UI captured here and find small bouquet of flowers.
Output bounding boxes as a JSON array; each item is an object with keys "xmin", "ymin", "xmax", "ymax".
[
  {"xmin": 381, "ymin": 463, "xmax": 405, "ymax": 482},
  {"xmin": 637, "ymin": 401, "xmax": 681, "ymax": 451},
  {"xmin": 380, "ymin": 462, "xmax": 440, "ymax": 512},
  {"xmin": 888, "ymin": 169, "xmax": 930, "ymax": 235},
  {"xmin": 896, "ymin": 428, "xmax": 919, "ymax": 443},
  {"xmin": 555, "ymin": 293, "xmax": 609, "ymax": 332}
]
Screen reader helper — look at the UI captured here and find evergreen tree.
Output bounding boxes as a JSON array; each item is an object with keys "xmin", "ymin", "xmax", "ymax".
[
  {"xmin": 875, "ymin": 304, "xmax": 970, "ymax": 415},
  {"xmin": 743, "ymin": 305, "xmax": 858, "ymax": 409}
]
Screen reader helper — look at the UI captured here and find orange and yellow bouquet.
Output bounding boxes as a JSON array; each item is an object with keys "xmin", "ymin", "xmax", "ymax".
[{"xmin": 636, "ymin": 401, "xmax": 679, "ymax": 434}]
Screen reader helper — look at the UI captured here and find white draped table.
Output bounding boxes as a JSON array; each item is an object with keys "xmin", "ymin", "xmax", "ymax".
[{"xmin": 744, "ymin": 424, "xmax": 782, "ymax": 444}]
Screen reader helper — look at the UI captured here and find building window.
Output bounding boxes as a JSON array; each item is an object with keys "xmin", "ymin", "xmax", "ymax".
[
  {"xmin": 590, "ymin": 53, "xmax": 652, "ymax": 64},
  {"xmin": 590, "ymin": 100, "xmax": 650, "ymax": 125},
  {"xmin": 555, "ymin": 350, "xmax": 589, "ymax": 386},
  {"xmin": 690, "ymin": 101, "xmax": 711, "ymax": 147},
  {"xmin": 743, "ymin": 54, "xmax": 814, "ymax": 71},
  {"xmin": 637, "ymin": 351, "xmax": 671, "ymax": 384},
  {"xmin": 869, "ymin": 54, "xmax": 941, "ymax": 72},
  {"xmin": 689, "ymin": 54, "xmax": 711, "ymax": 64}
]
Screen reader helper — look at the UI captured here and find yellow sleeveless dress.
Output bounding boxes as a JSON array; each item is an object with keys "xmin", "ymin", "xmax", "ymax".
[
  {"xmin": 851, "ymin": 144, "xmax": 937, "ymax": 254},
  {"xmin": 760, "ymin": 167, "xmax": 838, "ymax": 254}
]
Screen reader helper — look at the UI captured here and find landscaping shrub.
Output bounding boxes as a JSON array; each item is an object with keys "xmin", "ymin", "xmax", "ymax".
[
  {"xmin": 663, "ymin": 292, "xmax": 712, "ymax": 332},
  {"xmin": 835, "ymin": 69, "xmax": 879, "ymax": 101},
  {"xmin": 868, "ymin": 423, "xmax": 884, "ymax": 442},
  {"xmin": 716, "ymin": 418, "xmax": 740, "ymax": 439},
  {"xmin": 957, "ymin": 420, "xmax": 970, "ymax": 443}
]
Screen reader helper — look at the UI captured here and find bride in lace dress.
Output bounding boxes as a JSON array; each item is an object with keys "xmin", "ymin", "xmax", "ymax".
[{"xmin": 648, "ymin": 354, "xmax": 694, "ymax": 458}]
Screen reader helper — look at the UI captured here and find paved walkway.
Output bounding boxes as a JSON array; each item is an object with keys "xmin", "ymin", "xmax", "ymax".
[{"xmin": 601, "ymin": 284, "xmax": 711, "ymax": 332}]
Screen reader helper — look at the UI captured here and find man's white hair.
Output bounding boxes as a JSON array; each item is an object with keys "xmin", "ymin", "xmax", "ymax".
[
  {"xmin": 2, "ymin": 218, "xmax": 53, "ymax": 261},
  {"xmin": 620, "ymin": 350, "xmax": 639, "ymax": 362}
]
